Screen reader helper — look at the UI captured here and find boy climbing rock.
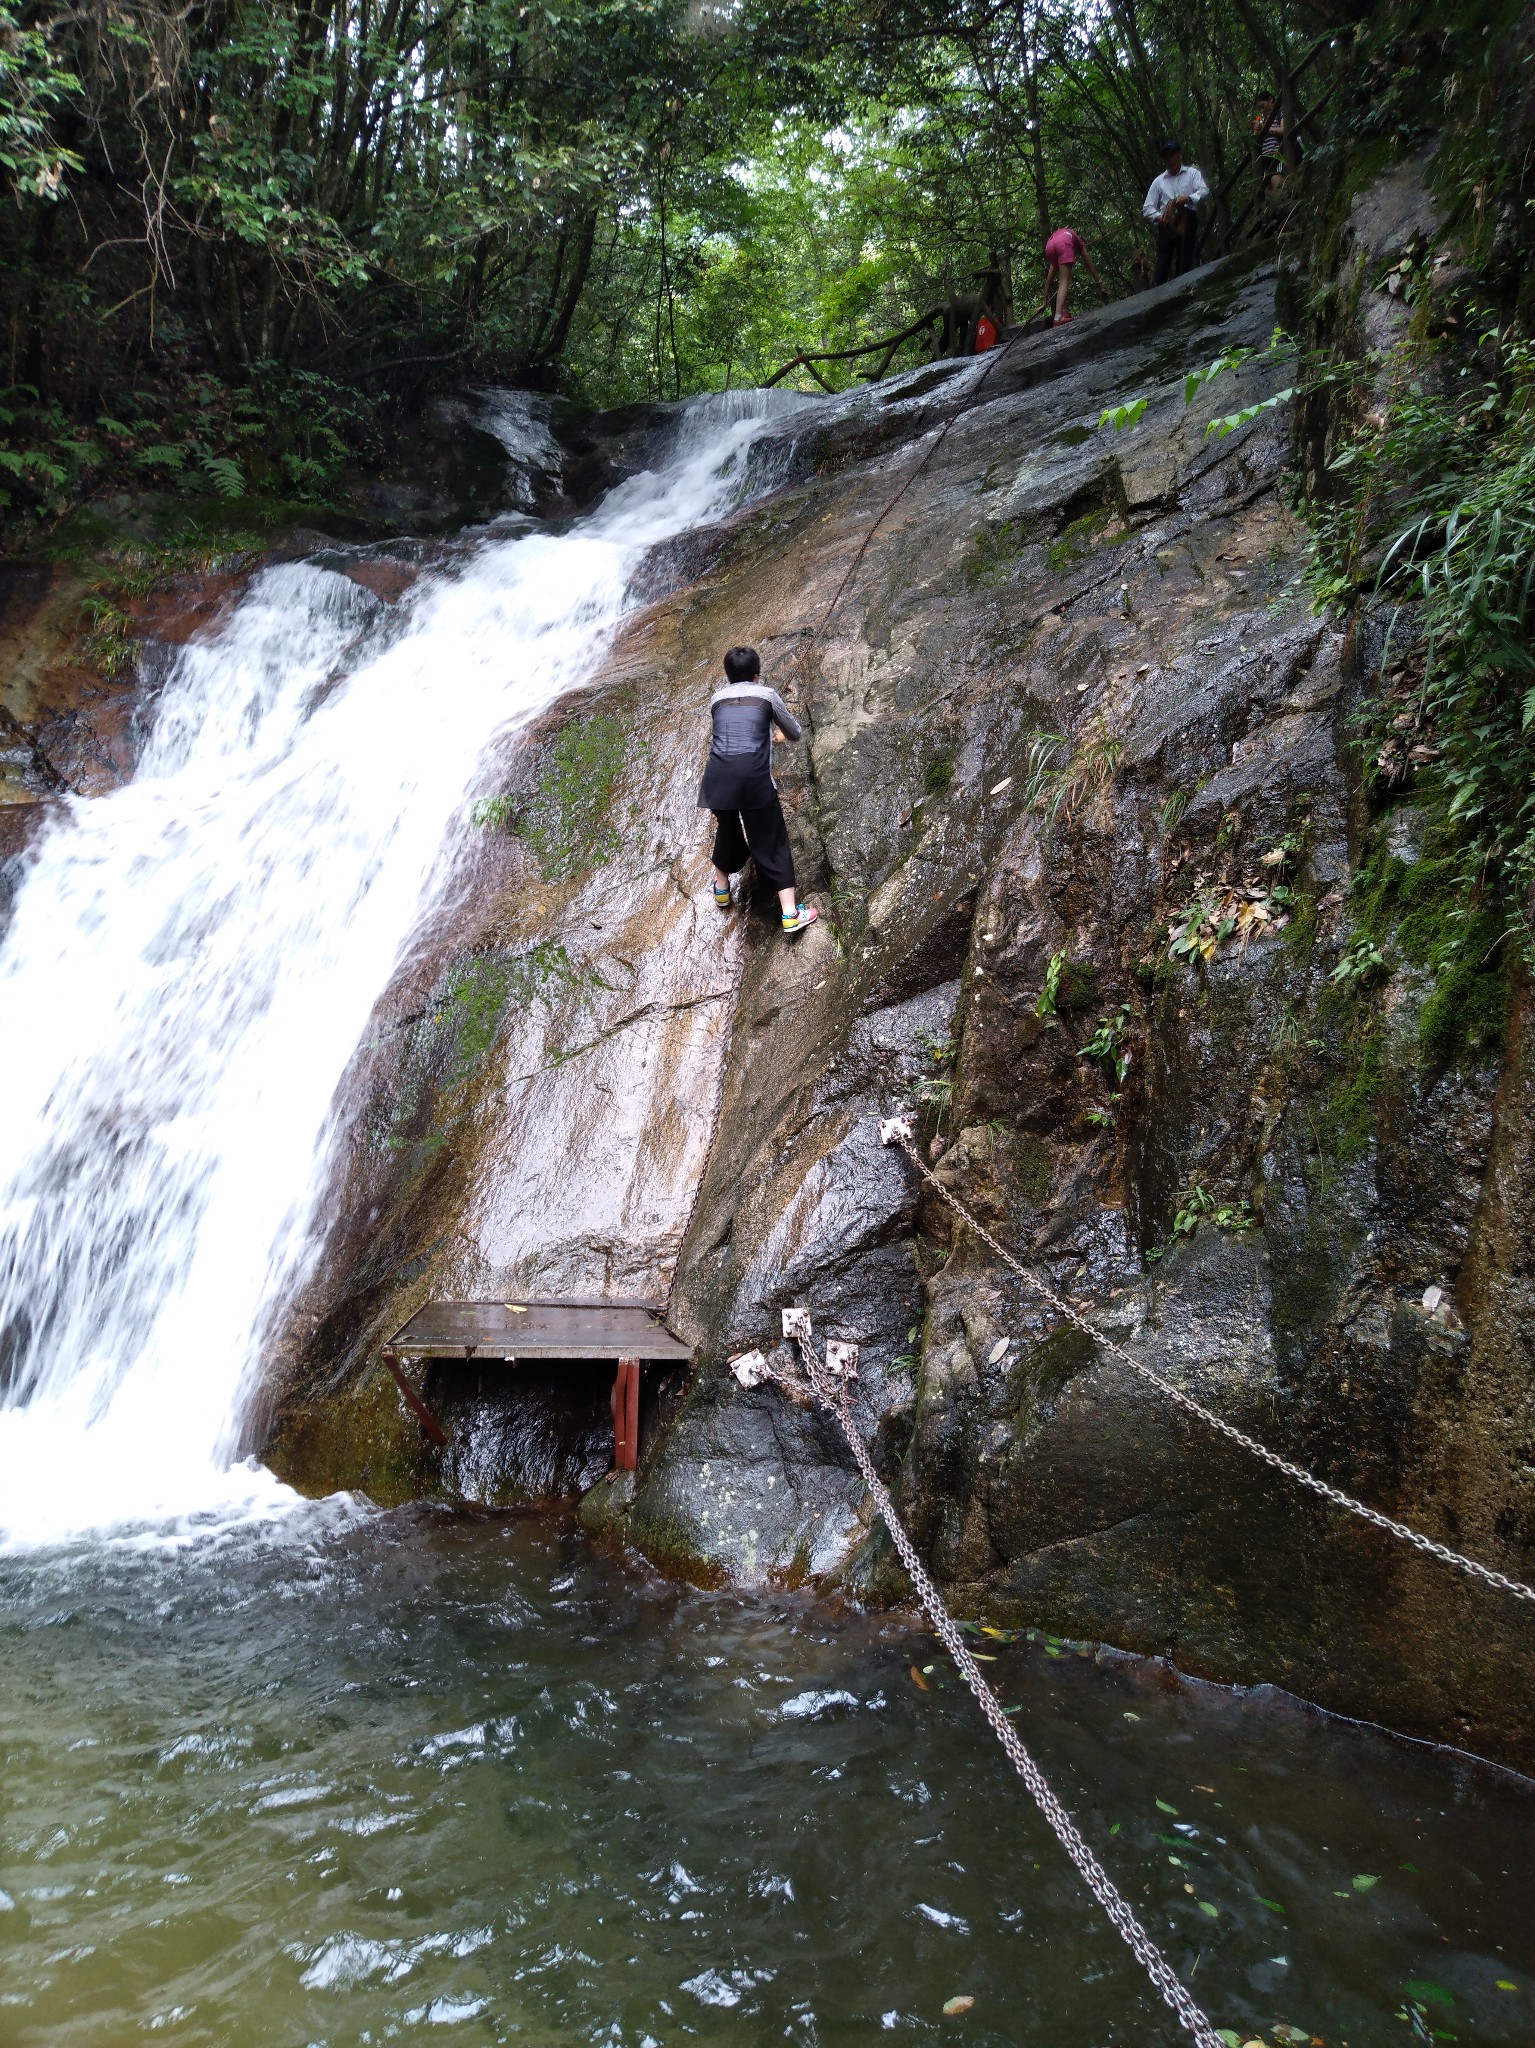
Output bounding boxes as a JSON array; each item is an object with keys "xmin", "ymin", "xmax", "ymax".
[{"xmin": 699, "ymin": 645, "xmax": 818, "ymax": 935}]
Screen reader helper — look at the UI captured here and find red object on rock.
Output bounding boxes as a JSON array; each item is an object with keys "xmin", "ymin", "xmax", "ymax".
[
  {"xmin": 974, "ymin": 313, "xmax": 1000, "ymax": 352},
  {"xmin": 611, "ymin": 1357, "xmax": 641, "ymax": 1471}
]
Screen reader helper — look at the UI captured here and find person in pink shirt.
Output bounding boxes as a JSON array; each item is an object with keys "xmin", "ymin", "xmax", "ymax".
[{"xmin": 1043, "ymin": 226, "xmax": 1106, "ymax": 325}]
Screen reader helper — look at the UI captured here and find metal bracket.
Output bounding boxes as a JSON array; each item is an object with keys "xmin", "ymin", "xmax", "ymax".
[
  {"xmin": 727, "ymin": 1348, "xmax": 770, "ymax": 1388},
  {"xmin": 825, "ymin": 1340, "xmax": 860, "ymax": 1383},
  {"xmin": 781, "ymin": 1307, "xmax": 812, "ymax": 1342},
  {"xmin": 880, "ymin": 1114, "xmax": 914, "ymax": 1146},
  {"xmin": 382, "ymin": 1350, "xmax": 449, "ymax": 1449}
]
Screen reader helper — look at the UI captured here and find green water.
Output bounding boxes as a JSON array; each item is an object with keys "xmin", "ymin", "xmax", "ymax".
[{"xmin": 0, "ymin": 1506, "xmax": 1530, "ymax": 2046}]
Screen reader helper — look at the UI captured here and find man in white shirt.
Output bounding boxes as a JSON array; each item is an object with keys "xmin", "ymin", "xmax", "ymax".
[{"xmin": 1143, "ymin": 137, "xmax": 1210, "ymax": 285}]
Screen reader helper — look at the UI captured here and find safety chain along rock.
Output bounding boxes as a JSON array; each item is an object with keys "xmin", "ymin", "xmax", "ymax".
[
  {"xmin": 764, "ymin": 1308, "xmax": 1225, "ymax": 2048},
  {"xmin": 879, "ymin": 1117, "xmax": 1535, "ymax": 1608}
]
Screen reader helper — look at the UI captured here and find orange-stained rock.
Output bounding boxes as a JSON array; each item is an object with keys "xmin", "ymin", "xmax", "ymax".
[
  {"xmin": 343, "ymin": 558, "xmax": 419, "ymax": 604},
  {"xmin": 125, "ymin": 569, "xmax": 250, "ymax": 646}
]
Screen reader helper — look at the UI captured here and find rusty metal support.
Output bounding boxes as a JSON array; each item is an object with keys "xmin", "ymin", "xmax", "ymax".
[
  {"xmin": 383, "ymin": 1349, "xmax": 449, "ymax": 1448},
  {"xmin": 611, "ymin": 1356, "xmax": 641, "ymax": 1472}
]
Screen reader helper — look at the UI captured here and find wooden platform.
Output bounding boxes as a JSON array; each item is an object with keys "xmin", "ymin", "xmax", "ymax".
[
  {"xmin": 387, "ymin": 1298, "xmax": 693, "ymax": 1364},
  {"xmin": 381, "ymin": 1299, "xmax": 693, "ymax": 1472}
]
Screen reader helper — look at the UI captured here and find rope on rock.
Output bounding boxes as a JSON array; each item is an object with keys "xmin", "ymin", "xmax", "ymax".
[
  {"xmin": 663, "ymin": 340, "xmax": 1020, "ymax": 1321},
  {"xmin": 752, "ymin": 1308, "xmax": 1224, "ymax": 2048},
  {"xmin": 879, "ymin": 1116, "xmax": 1535, "ymax": 1608}
]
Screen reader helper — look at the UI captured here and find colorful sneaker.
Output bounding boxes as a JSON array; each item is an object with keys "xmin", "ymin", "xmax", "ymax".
[
  {"xmin": 781, "ymin": 902, "xmax": 819, "ymax": 935},
  {"xmin": 713, "ymin": 882, "xmax": 732, "ymax": 909},
  {"xmin": 1053, "ymin": 311, "xmax": 1074, "ymax": 326}
]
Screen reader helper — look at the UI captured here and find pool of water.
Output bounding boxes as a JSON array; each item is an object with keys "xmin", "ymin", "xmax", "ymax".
[{"xmin": 0, "ymin": 1507, "xmax": 1529, "ymax": 2047}]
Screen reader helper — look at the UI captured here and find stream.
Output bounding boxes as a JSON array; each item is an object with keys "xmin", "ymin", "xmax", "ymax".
[
  {"xmin": 0, "ymin": 1509, "xmax": 1530, "ymax": 2046},
  {"xmin": 0, "ymin": 387, "xmax": 1530, "ymax": 2046}
]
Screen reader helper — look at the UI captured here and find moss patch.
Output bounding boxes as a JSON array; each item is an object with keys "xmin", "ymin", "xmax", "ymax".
[
  {"xmin": 477, "ymin": 712, "xmax": 638, "ymax": 881},
  {"xmin": 266, "ymin": 1370, "xmax": 429, "ymax": 1504},
  {"xmin": 1045, "ymin": 504, "xmax": 1119, "ymax": 574},
  {"xmin": 1347, "ymin": 824, "xmax": 1510, "ymax": 1071},
  {"xmin": 923, "ymin": 750, "xmax": 955, "ymax": 796},
  {"xmin": 962, "ymin": 516, "xmax": 1038, "ymax": 589}
]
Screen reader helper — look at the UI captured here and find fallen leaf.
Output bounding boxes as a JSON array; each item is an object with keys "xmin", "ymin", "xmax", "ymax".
[
  {"xmin": 1351, "ymin": 1873, "xmax": 1378, "ymax": 1891},
  {"xmin": 989, "ymin": 777, "xmax": 1013, "ymax": 796},
  {"xmin": 1496, "ymin": 1981, "xmax": 1518, "ymax": 1991},
  {"xmin": 1216, "ymin": 2031, "xmax": 1243, "ymax": 2047},
  {"xmin": 1156, "ymin": 1799, "xmax": 1179, "ymax": 1814},
  {"xmin": 1258, "ymin": 847, "xmax": 1287, "ymax": 866},
  {"xmin": 1273, "ymin": 2026, "xmax": 1310, "ymax": 2043},
  {"xmin": 942, "ymin": 1995, "xmax": 975, "ymax": 2016},
  {"xmin": 910, "ymin": 1666, "xmax": 930, "ymax": 1691},
  {"xmin": 1404, "ymin": 1981, "xmax": 1453, "ymax": 2008},
  {"xmin": 1123, "ymin": 1711, "xmax": 1140, "ymax": 1721},
  {"xmin": 504, "ymin": 1303, "xmax": 528, "ymax": 1314},
  {"xmin": 1195, "ymin": 1784, "xmax": 1216, "ymax": 1793},
  {"xmin": 987, "ymin": 1337, "xmax": 1010, "ymax": 1363},
  {"xmin": 1199, "ymin": 1900, "xmax": 1219, "ymax": 1918}
]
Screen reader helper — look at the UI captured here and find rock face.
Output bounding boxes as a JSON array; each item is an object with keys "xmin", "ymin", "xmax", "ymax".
[{"xmin": 205, "ymin": 225, "xmax": 1533, "ymax": 1765}]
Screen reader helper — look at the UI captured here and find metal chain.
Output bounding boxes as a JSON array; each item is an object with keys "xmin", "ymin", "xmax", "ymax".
[
  {"xmin": 779, "ymin": 1322, "xmax": 1224, "ymax": 2048},
  {"xmin": 887, "ymin": 1128, "xmax": 1535, "ymax": 1607}
]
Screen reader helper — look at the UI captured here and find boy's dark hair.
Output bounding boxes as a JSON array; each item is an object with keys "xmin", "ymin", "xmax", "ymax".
[{"xmin": 723, "ymin": 645, "xmax": 761, "ymax": 682}]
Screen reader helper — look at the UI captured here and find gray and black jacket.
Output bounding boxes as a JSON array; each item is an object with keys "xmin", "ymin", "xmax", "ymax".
[{"xmin": 697, "ymin": 681, "xmax": 803, "ymax": 811}]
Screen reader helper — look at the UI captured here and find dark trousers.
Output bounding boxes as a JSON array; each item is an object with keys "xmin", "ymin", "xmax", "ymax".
[
  {"xmin": 711, "ymin": 797, "xmax": 795, "ymax": 894},
  {"xmin": 1154, "ymin": 214, "xmax": 1197, "ymax": 286}
]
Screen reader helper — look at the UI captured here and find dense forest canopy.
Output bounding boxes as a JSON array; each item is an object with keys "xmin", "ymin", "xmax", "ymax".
[{"xmin": 0, "ymin": 0, "xmax": 1342, "ymax": 517}]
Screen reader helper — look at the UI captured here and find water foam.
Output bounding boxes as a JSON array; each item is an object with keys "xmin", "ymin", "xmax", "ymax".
[{"xmin": 0, "ymin": 390, "xmax": 803, "ymax": 1549}]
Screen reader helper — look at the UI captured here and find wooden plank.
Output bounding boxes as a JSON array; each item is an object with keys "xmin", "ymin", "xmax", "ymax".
[{"xmin": 389, "ymin": 1298, "xmax": 692, "ymax": 1364}]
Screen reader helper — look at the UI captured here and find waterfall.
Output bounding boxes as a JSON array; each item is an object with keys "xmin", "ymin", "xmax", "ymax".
[{"xmin": 0, "ymin": 391, "xmax": 803, "ymax": 1549}]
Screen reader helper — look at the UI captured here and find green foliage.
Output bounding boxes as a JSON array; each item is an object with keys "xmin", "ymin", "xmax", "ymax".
[
  {"xmin": 914, "ymin": 1028, "xmax": 955, "ymax": 1112},
  {"xmin": 1035, "ymin": 947, "xmax": 1068, "ymax": 1021},
  {"xmin": 1098, "ymin": 399, "xmax": 1148, "ymax": 433},
  {"xmin": 0, "ymin": 0, "xmax": 80, "ymax": 198},
  {"xmin": 1311, "ymin": 327, "xmax": 1535, "ymax": 964},
  {"xmin": 1329, "ymin": 933, "xmax": 1387, "ymax": 985},
  {"xmin": 0, "ymin": 0, "xmax": 1321, "ymax": 539},
  {"xmin": 1342, "ymin": 837, "xmax": 1509, "ymax": 1070},
  {"xmin": 1078, "ymin": 1003, "xmax": 1133, "ymax": 1083},
  {"xmin": 475, "ymin": 713, "xmax": 633, "ymax": 882},
  {"xmin": 1159, "ymin": 789, "xmax": 1190, "ymax": 835}
]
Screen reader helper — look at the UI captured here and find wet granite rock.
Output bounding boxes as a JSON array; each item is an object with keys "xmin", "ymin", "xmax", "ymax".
[{"xmin": 261, "ymin": 207, "xmax": 1534, "ymax": 1764}]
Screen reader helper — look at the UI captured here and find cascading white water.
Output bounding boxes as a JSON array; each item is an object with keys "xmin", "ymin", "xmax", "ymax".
[{"xmin": 0, "ymin": 390, "xmax": 804, "ymax": 1549}]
